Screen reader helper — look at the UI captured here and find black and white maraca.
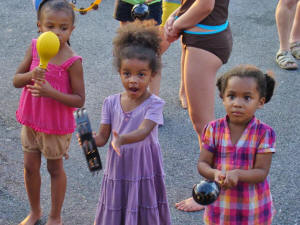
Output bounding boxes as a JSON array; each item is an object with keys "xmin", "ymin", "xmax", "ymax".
[
  {"xmin": 192, "ymin": 180, "xmax": 220, "ymax": 205},
  {"xmin": 131, "ymin": 3, "xmax": 149, "ymax": 20}
]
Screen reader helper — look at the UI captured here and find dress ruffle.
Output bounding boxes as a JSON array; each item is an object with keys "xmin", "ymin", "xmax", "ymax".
[{"xmin": 94, "ymin": 143, "xmax": 171, "ymax": 225}]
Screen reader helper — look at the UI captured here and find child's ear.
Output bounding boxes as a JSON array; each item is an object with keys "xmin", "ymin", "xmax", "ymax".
[
  {"xmin": 258, "ymin": 97, "xmax": 265, "ymax": 109},
  {"xmin": 37, "ymin": 21, "xmax": 41, "ymax": 33}
]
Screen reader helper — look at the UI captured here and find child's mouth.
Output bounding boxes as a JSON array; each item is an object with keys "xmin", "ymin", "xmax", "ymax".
[{"xmin": 129, "ymin": 87, "xmax": 138, "ymax": 92}]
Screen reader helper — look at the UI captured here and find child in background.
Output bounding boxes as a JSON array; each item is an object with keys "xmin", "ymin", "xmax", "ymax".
[
  {"xmin": 13, "ymin": 0, "xmax": 85, "ymax": 224},
  {"xmin": 198, "ymin": 65, "xmax": 276, "ymax": 225},
  {"xmin": 89, "ymin": 21, "xmax": 171, "ymax": 225},
  {"xmin": 113, "ymin": 0, "xmax": 163, "ymax": 96}
]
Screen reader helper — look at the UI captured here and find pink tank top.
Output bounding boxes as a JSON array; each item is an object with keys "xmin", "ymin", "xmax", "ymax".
[{"xmin": 16, "ymin": 39, "xmax": 82, "ymax": 135}]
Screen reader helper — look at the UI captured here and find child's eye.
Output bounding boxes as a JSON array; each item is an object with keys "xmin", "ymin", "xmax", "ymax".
[
  {"xmin": 123, "ymin": 72, "xmax": 130, "ymax": 77},
  {"xmin": 244, "ymin": 96, "xmax": 251, "ymax": 101},
  {"xmin": 138, "ymin": 73, "xmax": 145, "ymax": 77},
  {"xmin": 227, "ymin": 95, "xmax": 234, "ymax": 100}
]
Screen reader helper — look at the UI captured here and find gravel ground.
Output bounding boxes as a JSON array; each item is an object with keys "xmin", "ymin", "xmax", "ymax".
[{"xmin": 0, "ymin": 1, "xmax": 299, "ymax": 225}]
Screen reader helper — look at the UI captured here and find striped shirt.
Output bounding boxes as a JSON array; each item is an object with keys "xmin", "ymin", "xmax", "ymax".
[{"xmin": 201, "ymin": 116, "xmax": 276, "ymax": 225}]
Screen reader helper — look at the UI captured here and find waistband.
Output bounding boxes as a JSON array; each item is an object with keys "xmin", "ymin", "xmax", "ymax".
[{"xmin": 175, "ymin": 16, "xmax": 229, "ymax": 35}]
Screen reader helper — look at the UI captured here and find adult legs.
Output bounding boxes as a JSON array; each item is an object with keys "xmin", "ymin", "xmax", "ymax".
[
  {"xmin": 175, "ymin": 46, "xmax": 222, "ymax": 212},
  {"xmin": 19, "ymin": 152, "xmax": 42, "ymax": 225},
  {"xmin": 179, "ymin": 44, "xmax": 187, "ymax": 109},
  {"xmin": 290, "ymin": 2, "xmax": 300, "ymax": 59},
  {"xmin": 46, "ymin": 159, "xmax": 66, "ymax": 225},
  {"xmin": 275, "ymin": 0, "xmax": 298, "ymax": 68},
  {"xmin": 291, "ymin": 2, "xmax": 300, "ymax": 42}
]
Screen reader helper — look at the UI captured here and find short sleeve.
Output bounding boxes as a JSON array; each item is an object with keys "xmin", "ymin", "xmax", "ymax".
[
  {"xmin": 201, "ymin": 123, "xmax": 216, "ymax": 153},
  {"xmin": 144, "ymin": 97, "xmax": 165, "ymax": 125},
  {"xmin": 101, "ymin": 97, "xmax": 111, "ymax": 124},
  {"xmin": 257, "ymin": 127, "xmax": 276, "ymax": 154}
]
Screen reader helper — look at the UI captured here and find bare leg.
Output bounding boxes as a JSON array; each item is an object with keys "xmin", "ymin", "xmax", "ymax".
[
  {"xmin": 19, "ymin": 152, "xmax": 42, "ymax": 225},
  {"xmin": 276, "ymin": 0, "xmax": 297, "ymax": 51},
  {"xmin": 149, "ymin": 70, "xmax": 162, "ymax": 96},
  {"xmin": 46, "ymin": 159, "xmax": 66, "ymax": 225},
  {"xmin": 290, "ymin": 2, "xmax": 300, "ymax": 42},
  {"xmin": 175, "ymin": 46, "xmax": 222, "ymax": 212},
  {"xmin": 179, "ymin": 44, "xmax": 187, "ymax": 109}
]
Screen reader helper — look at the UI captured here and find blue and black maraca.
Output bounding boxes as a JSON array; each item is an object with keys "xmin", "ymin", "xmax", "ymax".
[
  {"xmin": 192, "ymin": 180, "xmax": 221, "ymax": 205},
  {"xmin": 131, "ymin": 3, "xmax": 149, "ymax": 20}
]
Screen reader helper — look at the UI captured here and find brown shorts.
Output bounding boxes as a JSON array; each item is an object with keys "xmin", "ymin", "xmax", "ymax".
[
  {"xmin": 21, "ymin": 125, "xmax": 72, "ymax": 160},
  {"xmin": 182, "ymin": 26, "xmax": 233, "ymax": 64}
]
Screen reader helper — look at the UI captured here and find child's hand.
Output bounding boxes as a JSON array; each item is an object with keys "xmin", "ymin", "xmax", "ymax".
[
  {"xmin": 223, "ymin": 170, "xmax": 239, "ymax": 189},
  {"xmin": 111, "ymin": 130, "xmax": 121, "ymax": 156},
  {"xmin": 214, "ymin": 170, "xmax": 226, "ymax": 186},
  {"xmin": 63, "ymin": 151, "xmax": 69, "ymax": 160},
  {"xmin": 31, "ymin": 66, "xmax": 46, "ymax": 82},
  {"xmin": 26, "ymin": 79, "xmax": 54, "ymax": 97},
  {"xmin": 76, "ymin": 133, "xmax": 82, "ymax": 146}
]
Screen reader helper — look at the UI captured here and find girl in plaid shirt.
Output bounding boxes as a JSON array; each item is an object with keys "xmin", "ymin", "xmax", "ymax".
[{"xmin": 198, "ymin": 65, "xmax": 276, "ymax": 225}]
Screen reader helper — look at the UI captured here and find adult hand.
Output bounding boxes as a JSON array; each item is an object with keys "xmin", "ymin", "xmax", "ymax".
[{"xmin": 164, "ymin": 16, "xmax": 180, "ymax": 43}]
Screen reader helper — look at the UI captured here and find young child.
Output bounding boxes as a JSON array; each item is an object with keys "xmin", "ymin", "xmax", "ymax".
[
  {"xmin": 89, "ymin": 21, "xmax": 171, "ymax": 225},
  {"xmin": 13, "ymin": 0, "xmax": 85, "ymax": 224},
  {"xmin": 113, "ymin": 0, "xmax": 163, "ymax": 96},
  {"xmin": 198, "ymin": 65, "xmax": 276, "ymax": 225}
]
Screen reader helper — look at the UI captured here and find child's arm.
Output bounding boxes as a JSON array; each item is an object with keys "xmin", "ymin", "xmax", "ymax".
[
  {"xmin": 223, "ymin": 153, "xmax": 272, "ymax": 189},
  {"xmin": 13, "ymin": 44, "xmax": 45, "ymax": 88},
  {"xmin": 26, "ymin": 59, "xmax": 85, "ymax": 108},
  {"xmin": 111, "ymin": 119, "xmax": 156, "ymax": 155},
  {"xmin": 198, "ymin": 147, "xmax": 225, "ymax": 184},
  {"xmin": 94, "ymin": 124, "xmax": 111, "ymax": 147}
]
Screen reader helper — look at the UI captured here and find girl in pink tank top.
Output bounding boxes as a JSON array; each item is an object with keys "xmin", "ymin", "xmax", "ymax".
[{"xmin": 13, "ymin": 1, "xmax": 85, "ymax": 224}]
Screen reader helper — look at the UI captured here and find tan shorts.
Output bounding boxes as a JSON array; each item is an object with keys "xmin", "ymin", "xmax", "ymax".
[{"xmin": 21, "ymin": 125, "xmax": 72, "ymax": 160}]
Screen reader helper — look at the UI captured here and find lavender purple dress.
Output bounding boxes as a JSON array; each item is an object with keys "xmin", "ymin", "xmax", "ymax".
[{"xmin": 94, "ymin": 94, "xmax": 171, "ymax": 225}]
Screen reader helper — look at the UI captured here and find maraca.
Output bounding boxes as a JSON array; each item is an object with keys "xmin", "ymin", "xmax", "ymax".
[
  {"xmin": 192, "ymin": 180, "xmax": 220, "ymax": 205},
  {"xmin": 74, "ymin": 108, "xmax": 102, "ymax": 172},
  {"xmin": 36, "ymin": 31, "xmax": 60, "ymax": 69},
  {"xmin": 131, "ymin": 3, "xmax": 149, "ymax": 20}
]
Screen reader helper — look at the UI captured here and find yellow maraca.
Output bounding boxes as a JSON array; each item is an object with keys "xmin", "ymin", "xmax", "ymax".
[{"xmin": 36, "ymin": 31, "xmax": 60, "ymax": 69}]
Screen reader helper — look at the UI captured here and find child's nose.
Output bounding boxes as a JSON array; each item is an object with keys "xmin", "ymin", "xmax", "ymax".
[
  {"xmin": 129, "ymin": 76, "xmax": 138, "ymax": 83},
  {"xmin": 52, "ymin": 28, "xmax": 61, "ymax": 38},
  {"xmin": 233, "ymin": 98, "xmax": 242, "ymax": 107}
]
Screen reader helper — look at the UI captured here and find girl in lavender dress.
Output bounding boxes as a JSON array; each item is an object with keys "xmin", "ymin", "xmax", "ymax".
[{"xmin": 92, "ymin": 21, "xmax": 171, "ymax": 225}]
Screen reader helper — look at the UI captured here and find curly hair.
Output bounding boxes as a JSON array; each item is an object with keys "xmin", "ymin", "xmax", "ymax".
[
  {"xmin": 113, "ymin": 20, "xmax": 162, "ymax": 74},
  {"xmin": 216, "ymin": 65, "xmax": 276, "ymax": 104}
]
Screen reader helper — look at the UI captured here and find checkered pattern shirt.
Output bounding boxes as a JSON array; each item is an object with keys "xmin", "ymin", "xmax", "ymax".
[{"xmin": 201, "ymin": 116, "xmax": 276, "ymax": 225}]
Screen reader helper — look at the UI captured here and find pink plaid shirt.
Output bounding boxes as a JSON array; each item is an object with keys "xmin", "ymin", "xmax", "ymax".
[{"xmin": 201, "ymin": 116, "xmax": 276, "ymax": 225}]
